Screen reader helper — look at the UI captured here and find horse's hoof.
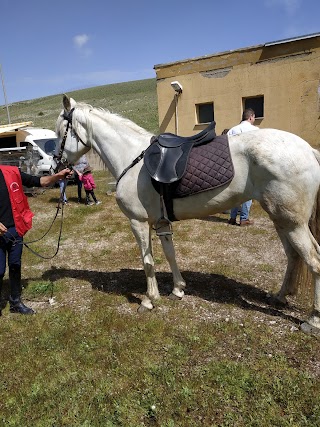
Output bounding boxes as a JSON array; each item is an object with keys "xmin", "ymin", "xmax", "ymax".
[
  {"xmin": 300, "ymin": 322, "xmax": 320, "ymax": 336},
  {"xmin": 267, "ymin": 294, "xmax": 288, "ymax": 309},
  {"xmin": 137, "ymin": 304, "xmax": 153, "ymax": 314},
  {"xmin": 168, "ymin": 293, "xmax": 182, "ymax": 301}
]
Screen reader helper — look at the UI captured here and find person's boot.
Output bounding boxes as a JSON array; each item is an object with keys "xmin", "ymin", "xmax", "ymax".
[
  {"xmin": 240, "ymin": 219, "xmax": 254, "ymax": 226},
  {"xmin": 9, "ymin": 297, "xmax": 35, "ymax": 315},
  {"xmin": 0, "ymin": 275, "xmax": 3, "ymax": 317},
  {"xmin": 9, "ymin": 265, "xmax": 34, "ymax": 315},
  {"xmin": 228, "ymin": 218, "xmax": 238, "ymax": 225}
]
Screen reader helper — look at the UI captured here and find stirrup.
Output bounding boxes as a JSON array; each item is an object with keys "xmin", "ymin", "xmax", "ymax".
[{"xmin": 154, "ymin": 216, "xmax": 173, "ymax": 236}]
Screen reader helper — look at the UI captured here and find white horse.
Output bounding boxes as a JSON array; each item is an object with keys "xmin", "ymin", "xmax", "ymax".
[{"xmin": 56, "ymin": 94, "xmax": 320, "ymax": 334}]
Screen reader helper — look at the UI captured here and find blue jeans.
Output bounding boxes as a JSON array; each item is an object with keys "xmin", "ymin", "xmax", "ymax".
[
  {"xmin": 230, "ymin": 200, "xmax": 252, "ymax": 221},
  {"xmin": 0, "ymin": 227, "xmax": 23, "ymax": 276},
  {"xmin": 59, "ymin": 179, "xmax": 68, "ymax": 203}
]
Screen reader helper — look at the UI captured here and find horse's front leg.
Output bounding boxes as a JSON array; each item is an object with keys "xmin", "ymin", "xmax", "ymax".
[
  {"xmin": 130, "ymin": 219, "xmax": 160, "ymax": 312},
  {"xmin": 159, "ymin": 234, "xmax": 186, "ymax": 300}
]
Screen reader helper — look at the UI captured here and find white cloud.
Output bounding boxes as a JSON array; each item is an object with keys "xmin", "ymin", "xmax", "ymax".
[
  {"xmin": 264, "ymin": 0, "xmax": 301, "ymax": 15},
  {"xmin": 73, "ymin": 34, "xmax": 92, "ymax": 57},
  {"xmin": 73, "ymin": 34, "xmax": 89, "ymax": 48}
]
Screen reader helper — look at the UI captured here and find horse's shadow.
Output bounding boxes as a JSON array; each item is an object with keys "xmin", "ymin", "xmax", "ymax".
[
  {"xmin": 200, "ymin": 215, "xmax": 230, "ymax": 224},
  {"xmin": 41, "ymin": 267, "xmax": 302, "ymax": 326}
]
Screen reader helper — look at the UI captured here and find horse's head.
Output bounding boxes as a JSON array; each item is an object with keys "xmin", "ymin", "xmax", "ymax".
[{"xmin": 55, "ymin": 94, "xmax": 91, "ymax": 168}]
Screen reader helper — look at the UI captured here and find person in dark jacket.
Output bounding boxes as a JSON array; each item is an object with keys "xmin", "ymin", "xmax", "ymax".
[
  {"xmin": 0, "ymin": 165, "xmax": 72, "ymax": 315},
  {"xmin": 73, "ymin": 155, "xmax": 89, "ymax": 203}
]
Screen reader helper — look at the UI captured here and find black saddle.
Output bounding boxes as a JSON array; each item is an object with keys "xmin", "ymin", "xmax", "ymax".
[{"xmin": 144, "ymin": 122, "xmax": 216, "ymax": 184}]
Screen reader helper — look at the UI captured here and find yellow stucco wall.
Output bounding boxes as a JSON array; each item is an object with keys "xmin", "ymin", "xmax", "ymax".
[{"xmin": 154, "ymin": 35, "xmax": 320, "ymax": 147}]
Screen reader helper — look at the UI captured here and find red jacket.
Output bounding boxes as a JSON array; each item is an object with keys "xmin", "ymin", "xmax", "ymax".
[{"xmin": 0, "ymin": 166, "xmax": 34, "ymax": 236}]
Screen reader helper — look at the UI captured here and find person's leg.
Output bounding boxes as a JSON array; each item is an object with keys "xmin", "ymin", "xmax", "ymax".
[
  {"xmin": 77, "ymin": 181, "xmax": 83, "ymax": 203},
  {"xmin": 7, "ymin": 228, "xmax": 34, "ymax": 314},
  {"xmin": 59, "ymin": 179, "xmax": 68, "ymax": 203},
  {"xmin": 228, "ymin": 206, "xmax": 240, "ymax": 225},
  {"xmin": 63, "ymin": 179, "xmax": 68, "ymax": 203},
  {"xmin": 240, "ymin": 200, "xmax": 254, "ymax": 225},
  {"xmin": 0, "ymin": 237, "xmax": 7, "ymax": 316},
  {"xmin": 91, "ymin": 190, "xmax": 101, "ymax": 204},
  {"xmin": 75, "ymin": 174, "xmax": 82, "ymax": 202},
  {"xmin": 85, "ymin": 190, "xmax": 92, "ymax": 205},
  {"xmin": 90, "ymin": 190, "xmax": 97, "ymax": 203}
]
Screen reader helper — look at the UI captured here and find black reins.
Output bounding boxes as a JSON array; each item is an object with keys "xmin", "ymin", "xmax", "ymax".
[
  {"xmin": 116, "ymin": 150, "xmax": 145, "ymax": 187},
  {"xmin": 5, "ymin": 184, "xmax": 67, "ymax": 260}
]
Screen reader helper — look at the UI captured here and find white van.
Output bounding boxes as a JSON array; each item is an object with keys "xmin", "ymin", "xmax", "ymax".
[{"xmin": 0, "ymin": 121, "xmax": 57, "ymax": 176}]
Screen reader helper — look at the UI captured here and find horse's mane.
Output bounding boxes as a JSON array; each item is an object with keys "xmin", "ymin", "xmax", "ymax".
[{"xmin": 73, "ymin": 102, "xmax": 152, "ymax": 139}]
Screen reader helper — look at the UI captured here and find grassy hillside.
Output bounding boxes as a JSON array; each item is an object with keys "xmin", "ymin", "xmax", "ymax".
[{"xmin": 0, "ymin": 78, "xmax": 159, "ymax": 134}]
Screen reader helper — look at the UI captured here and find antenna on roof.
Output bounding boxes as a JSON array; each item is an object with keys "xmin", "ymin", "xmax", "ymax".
[{"xmin": 0, "ymin": 63, "xmax": 11, "ymax": 124}]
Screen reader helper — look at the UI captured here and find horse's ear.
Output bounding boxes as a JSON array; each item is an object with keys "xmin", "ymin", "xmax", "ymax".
[{"xmin": 63, "ymin": 94, "xmax": 71, "ymax": 112}]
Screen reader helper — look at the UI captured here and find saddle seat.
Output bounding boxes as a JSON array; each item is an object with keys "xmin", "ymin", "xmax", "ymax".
[
  {"xmin": 144, "ymin": 121, "xmax": 216, "ymax": 184},
  {"xmin": 156, "ymin": 121, "xmax": 216, "ymax": 148}
]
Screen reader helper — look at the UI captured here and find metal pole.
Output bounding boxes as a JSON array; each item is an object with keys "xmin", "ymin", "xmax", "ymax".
[
  {"xmin": 174, "ymin": 93, "xmax": 179, "ymax": 134},
  {"xmin": 0, "ymin": 63, "xmax": 11, "ymax": 124}
]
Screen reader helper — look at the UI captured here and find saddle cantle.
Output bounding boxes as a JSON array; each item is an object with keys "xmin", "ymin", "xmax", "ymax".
[{"xmin": 144, "ymin": 122, "xmax": 216, "ymax": 183}]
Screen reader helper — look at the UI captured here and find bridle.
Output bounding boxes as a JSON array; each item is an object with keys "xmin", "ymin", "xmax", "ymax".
[
  {"xmin": 55, "ymin": 107, "xmax": 91, "ymax": 171},
  {"xmin": 56, "ymin": 106, "xmax": 146, "ymax": 188}
]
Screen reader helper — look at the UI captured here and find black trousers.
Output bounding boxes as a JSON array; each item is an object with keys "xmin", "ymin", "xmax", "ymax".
[{"xmin": 85, "ymin": 190, "xmax": 97, "ymax": 204}]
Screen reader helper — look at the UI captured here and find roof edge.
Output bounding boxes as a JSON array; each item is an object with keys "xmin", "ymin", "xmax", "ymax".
[{"xmin": 154, "ymin": 32, "xmax": 320, "ymax": 70}]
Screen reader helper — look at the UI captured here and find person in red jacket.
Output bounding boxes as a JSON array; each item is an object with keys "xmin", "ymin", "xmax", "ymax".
[{"xmin": 0, "ymin": 165, "xmax": 72, "ymax": 315}]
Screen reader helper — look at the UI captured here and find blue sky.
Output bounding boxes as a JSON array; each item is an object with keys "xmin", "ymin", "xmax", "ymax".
[{"xmin": 0, "ymin": 0, "xmax": 319, "ymax": 106}]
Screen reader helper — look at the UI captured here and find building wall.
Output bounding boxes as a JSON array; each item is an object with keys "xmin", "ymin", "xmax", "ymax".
[
  {"xmin": 154, "ymin": 35, "xmax": 320, "ymax": 147},
  {"xmin": 86, "ymin": 150, "xmax": 107, "ymax": 172}
]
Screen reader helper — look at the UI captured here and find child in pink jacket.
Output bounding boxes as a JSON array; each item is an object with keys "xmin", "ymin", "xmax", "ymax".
[{"xmin": 75, "ymin": 166, "xmax": 101, "ymax": 206}]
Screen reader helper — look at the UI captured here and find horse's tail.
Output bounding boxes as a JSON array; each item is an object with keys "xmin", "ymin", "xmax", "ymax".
[
  {"xmin": 309, "ymin": 149, "xmax": 320, "ymax": 243},
  {"xmin": 312, "ymin": 148, "xmax": 320, "ymax": 166},
  {"xmin": 292, "ymin": 148, "xmax": 320, "ymax": 301}
]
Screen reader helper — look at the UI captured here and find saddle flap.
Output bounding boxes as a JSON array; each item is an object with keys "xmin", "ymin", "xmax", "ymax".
[{"xmin": 144, "ymin": 142, "xmax": 193, "ymax": 183}]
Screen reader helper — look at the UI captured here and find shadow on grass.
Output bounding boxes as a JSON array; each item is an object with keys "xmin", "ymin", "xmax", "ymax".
[
  {"xmin": 42, "ymin": 267, "xmax": 301, "ymax": 325},
  {"xmin": 199, "ymin": 215, "xmax": 230, "ymax": 224}
]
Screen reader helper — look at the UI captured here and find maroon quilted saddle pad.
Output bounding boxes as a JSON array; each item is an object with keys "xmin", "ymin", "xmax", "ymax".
[{"xmin": 172, "ymin": 134, "xmax": 234, "ymax": 198}]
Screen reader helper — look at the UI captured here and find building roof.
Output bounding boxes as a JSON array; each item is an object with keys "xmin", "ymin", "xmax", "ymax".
[
  {"xmin": 154, "ymin": 32, "xmax": 320, "ymax": 69},
  {"xmin": 0, "ymin": 121, "xmax": 33, "ymax": 134}
]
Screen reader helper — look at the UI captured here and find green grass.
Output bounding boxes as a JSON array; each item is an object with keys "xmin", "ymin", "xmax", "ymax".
[
  {"xmin": 0, "ymin": 176, "xmax": 319, "ymax": 426},
  {"xmin": 1, "ymin": 304, "xmax": 320, "ymax": 426},
  {"xmin": 1, "ymin": 84, "xmax": 320, "ymax": 426}
]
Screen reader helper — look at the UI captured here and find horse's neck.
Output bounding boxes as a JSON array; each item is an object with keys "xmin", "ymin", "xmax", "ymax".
[{"xmin": 90, "ymin": 115, "xmax": 151, "ymax": 179}]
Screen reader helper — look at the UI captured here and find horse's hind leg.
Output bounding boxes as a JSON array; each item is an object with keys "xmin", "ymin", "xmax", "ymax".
[
  {"xmin": 159, "ymin": 234, "xmax": 186, "ymax": 300},
  {"xmin": 274, "ymin": 228, "xmax": 301, "ymax": 304},
  {"xmin": 130, "ymin": 219, "xmax": 160, "ymax": 311},
  {"xmin": 278, "ymin": 224, "xmax": 320, "ymax": 331}
]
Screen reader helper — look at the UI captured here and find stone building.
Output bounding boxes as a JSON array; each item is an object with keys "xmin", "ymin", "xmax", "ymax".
[{"xmin": 154, "ymin": 33, "xmax": 320, "ymax": 147}]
